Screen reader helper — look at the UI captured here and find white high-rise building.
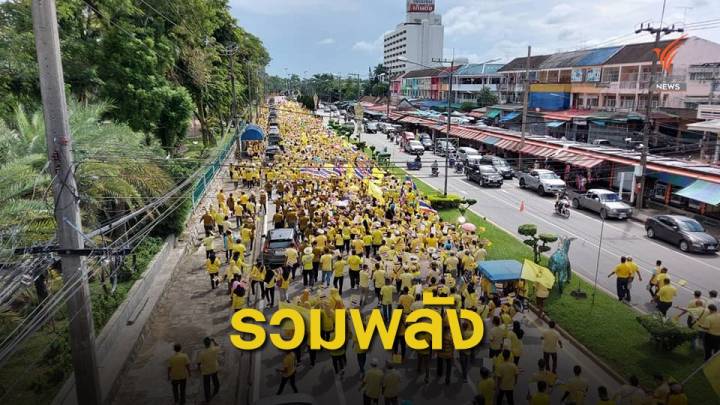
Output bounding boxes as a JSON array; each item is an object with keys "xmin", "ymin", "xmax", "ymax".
[{"xmin": 384, "ymin": 0, "xmax": 444, "ymax": 76}]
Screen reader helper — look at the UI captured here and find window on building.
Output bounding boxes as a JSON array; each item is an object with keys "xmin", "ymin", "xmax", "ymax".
[
  {"xmin": 620, "ymin": 97, "xmax": 635, "ymax": 109},
  {"xmin": 559, "ymin": 70, "xmax": 571, "ymax": 83},
  {"xmin": 604, "ymin": 97, "xmax": 616, "ymax": 107},
  {"xmin": 602, "ymin": 67, "xmax": 619, "ymax": 82}
]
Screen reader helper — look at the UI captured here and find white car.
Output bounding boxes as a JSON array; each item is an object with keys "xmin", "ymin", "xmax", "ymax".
[
  {"xmin": 518, "ymin": 169, "xmax": 566, "ymax": 195},
  {"xmin": 457, "ymin": 147, "xmax": 479, "ymax": 162}
]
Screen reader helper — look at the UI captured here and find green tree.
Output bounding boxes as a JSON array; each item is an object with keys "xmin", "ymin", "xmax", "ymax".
[
  {"xmin": 476, "ymin": 87, "xmax": 499, "ymax": 108},
  {"xmin": 517, "ymin": 224, "xmax": 558, "ymax": 263}
]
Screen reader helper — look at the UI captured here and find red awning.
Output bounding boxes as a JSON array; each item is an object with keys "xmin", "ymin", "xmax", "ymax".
[
  {"xmin": 496, "ymin": 138, "xmax": 521, "ymax": 151},
  {"xmin": 550, "ymin": 150, "xmax": 604, "ymax": 168},
  {"xmin": 574, "ymin": 158, "xmax": 605, "ymax": 168},
  {"xmin": 533, "ymin": 146, "xmax": 560, "ymax": 157},
  {"xmin": 520, "ymin": 145, "xmax": 541, "ymax": 154}
]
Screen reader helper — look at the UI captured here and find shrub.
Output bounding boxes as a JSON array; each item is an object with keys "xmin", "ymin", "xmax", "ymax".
[
  {"xmin": 117, "ymin": 236, "xmax": 164, "ymax": 282},
  {"xmin": 518, "ymin": 224, "xmax": 558, "ymax": 263},
  {"xmin": 427, "ymin": 194, "xmax": 463, "ymax": 209},
  {"xmin": 637, "ymin": 314, "xmax": 697, "ymax": 351}
]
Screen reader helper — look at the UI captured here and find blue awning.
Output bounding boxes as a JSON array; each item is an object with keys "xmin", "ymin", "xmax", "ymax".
[
  {"xmin": 590, "ymin": 120, "xmax": 606, "ymax": 126},
  {"xmin": 478, "ymin": 260, "xmax": 523, "ymax": 282},
  {"xmin": 500, "ymin": 111, "xmax": 520, "ymax": 122},
  {"xmin": 674, "ymin": 180, "xmax": 720, "ymax": 205},
  {"xmin": 240, "ymin": 124, "xmax": 265, "ymax": 141},
  {"xmin": 481, "ymin": 136, "xmax": 500, "ymax": 145},
  {"xmin": 649, "ymin": 172, "xmax": 695, "ymax": 188},
  {"xmin": 545, "ymin": 121, "xmax": 565, "ymax": 128}
]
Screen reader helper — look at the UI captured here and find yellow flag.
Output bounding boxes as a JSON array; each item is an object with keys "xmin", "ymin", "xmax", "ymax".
[
  {"xmin": 367, "ymin": 181, "xmax": 385, "ymax": 205},
  {"xmin": 372, "ymin": 167, "xmax": 384, "ymax": 181},
  {"xmin": 704, "ymin": 353, "xmax": 720, "ymax": 397},
  {"xmin": 520, "ymin": 259, "xmax": 555, "ymax": 289}
]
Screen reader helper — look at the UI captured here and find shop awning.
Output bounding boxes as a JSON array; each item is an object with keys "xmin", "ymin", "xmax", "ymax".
[
  {"xmin": 550, "ymin": 150, "xmax": 604, "ymax": 168},
  {"xmin": 590, "ymin": 120, "xmax": 606, "ymax": 126},
  {"xmin": 674, "ymin": 180, "xmax": 720, "ymax": 205},
  {"xmin": 486, "ymin": 109, "xmax": 501, "ymax": 119},
  {"xmin": 545, "ymin": 121, "xmax": 565, "ymax": 128},
  {"xmin": 533, "ymin": 146, "xmax": 561, "ymax": 157},
  {"xmin": 649, "ymin": 172, "xmax": 696, "ymax": 188},
  {"xmin": 495, "ymin": 138, "xmax": 521, "ymax": 151},
  {"xmin": 520, "ymin": 145, "xmax": 543, "ymax": 155},
  {"xmin": 500, "ymin": 111, "xmax": 520, "ymax": 122}
]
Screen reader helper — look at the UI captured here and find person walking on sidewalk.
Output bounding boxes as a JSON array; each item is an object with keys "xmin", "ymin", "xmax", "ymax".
[
  {"xmin": 276, "ymin": 350, "xmax": 298, "ymax": 395},
  {"xmin": 625, "ymin": 257, "xmax": 642, "ymax": 302},
  {"xmin": 382, "ymin": 362, "xmax": 401, "ymax": 405},
  {"xmin": 656, "ymin": 278, "xmax": 677, "ymax": 317},
  {"xmin": 608, "ymin": 256, "xmax": 631, "ymax": 302},
  {"xmin": 167, "ymin": 343, "xmax": 191, "ymax": 405},
  {"xmin": 362, "ymin": 358, "xmax": 384, "ymax": 405},
  {"xmin": 206, "ymin": 253, "xmax": 221, "ymax": 290},
  {"xmin": 700, "ymin": 304, "xmax": 720, "ymax": 360},
  {"xmin": 541, "ymin": 321, "xmax": 563, "ymax": 374},
  {"xmin": 201, "ymin": 209, "xmax": 215, "ymax": 238},
  {"xmin": 198, "ymin": 337, "xmax": 220, "ymax": 402},
  {"xmin": 495, "ymin": 350, "xmax": 519, "ymax": 405}
]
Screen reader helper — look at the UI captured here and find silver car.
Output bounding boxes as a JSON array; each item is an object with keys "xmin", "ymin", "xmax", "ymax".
[
  {"xmin": 569, "ymin": 189, "xmax": 633, "ymax": 220},
  {"xmin": 518, "ymin": 169, "xmax": 566, "ymax": 195}
]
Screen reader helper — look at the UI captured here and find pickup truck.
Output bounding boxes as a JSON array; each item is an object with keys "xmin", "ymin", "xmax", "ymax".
[
  {"xmin": 567, "ymin": 188, "xmax": 633, "ymax": 220},
  {"xmin": 518, "ymin": 169, "xmax": 566, "ymax": 196}
]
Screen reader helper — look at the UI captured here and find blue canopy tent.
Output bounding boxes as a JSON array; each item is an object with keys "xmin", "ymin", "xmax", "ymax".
[
  {"xmin": 478, "ymin": 260, "xmax": 523, "ymax": 282},
  {"xmin": 240, "ymin": 124, "xmax": 265, "ymax": 141}
]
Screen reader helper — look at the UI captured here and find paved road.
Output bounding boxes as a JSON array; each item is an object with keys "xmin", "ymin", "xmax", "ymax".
[{"xmin": 363, "ymin": 131, "xmax": 720, "ymax": 315}]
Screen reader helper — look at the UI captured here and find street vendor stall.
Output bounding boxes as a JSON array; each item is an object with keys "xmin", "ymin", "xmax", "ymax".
[{"xmin": 477, "ymin": 259, "xmax": 523, "ymax": 297}]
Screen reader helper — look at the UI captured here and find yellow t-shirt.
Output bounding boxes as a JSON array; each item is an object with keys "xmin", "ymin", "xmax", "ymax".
[
  {"xmin": 382, "ymin": 370, "xmax": 401, "ymax": 398},
  {"xmin": 363, "ymin": 368, "xmax": 384, "ymax": 399},
  {"xmin": 315, "ymin": 235, "xmax": 327, "ymax": 250},
  {"xmin": 541, "ymin": 329, "xmax": 560, "ymax": 353},
  {"xmin": 320, "ymin": 254, "xmax": 333, "ymax": 272},
  {"xmin": 380, "ymin": 285, "xmax": 396, "ymax": 305},
  {"xmin": 198, "ymin": 345, "xmax": 220, "ymax": 375},
  {"xmin": 333, "ymin": 260, "xmax": 346, "ymax": 277},
  {"xmin": 488, "ymin": 325, "xmax": 507, "ymax": 350},
  {"xmin": 658, "ymin": 284, "xmax": 677, "ymax": 303},
  {"xmin": 373, "ymin": 269, "xmax": 386, "ymax": 286},
  {"xmin": 281, "ymin": 352, "xmax": 296, "ymax": 377},
  {"xmin": 168, "ymin": 352, "xmax": 190, "ymax": 380},
  {"xmin": 564, "ymin": 377, "xmax": 588, "ymax": 404},
  {"xmin": 359, "ymin": 271, "xmax": 370, "ymax": 288},
  {"xmin": 704, "ymin": 313, "xmax": 720, "ymax": 336},
  {"xmin": 478, "ymin": 378, "xmax": 496, "ymax": 404},
  {"xmin": 613, "ymin": 263, "xmax": 632, "ymax": 278},
  {"xmin": 347, "ymin": 255, "xmax": 362, "ymax": 271},
  {"xmin": 301, "ymin": 254, "xmax": 314, "ymax": 270},
  {"xmin": 530, "ymin": 392, "xmax": 551, "ymax": 405},
  {"xmin": 495, "ymin": 361, "xmax": 519, "ymax": 391},
  {"xmin": 285, "ymin": 247, "xmax": 298, "ymax": 265},
  {"xmin": 352, "ymin": 239, "xmax": 365, "ymax": 254}
]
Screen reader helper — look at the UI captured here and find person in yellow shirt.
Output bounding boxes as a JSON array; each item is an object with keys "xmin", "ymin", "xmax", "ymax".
[
  {"xmin": 206, "ymin": 253, "xmax": 221, "ymax": 290},
  {"xmin": 332, "ymin": 254, "xmax": 346, "ymax": 294},
  {"xmin": 494, "ymin": 350, "xmax": 519, "ymax": 404},
  {"xmin": 352, "ymin": 235, "xmax": 365, "ymax": 256},
  {"xmin": 347, "ymin": 253, "xmax": 362, "ymax": 289},
  {"xmin": 701, "ymin": 304, "xmax": 720, "ymax": 360},
  {"xmin": 488, "ymin": 316, "xmax": 507, "ymax": 359},
  {"xmin": 319, "ymin": 248, "xmax": 334, "ymax": 287},
  {"xmin": 656, "ymin": 278, "xmax": 677, "ymax": 316},
  {"xmin": 167, "ymin": 343, "xmax": 191, "ymax": 404},
  {"xmin": 359, "ymin": 265, "xmax": 371, "ymax": 306},
  {"xmin": 197, "ymin": 337, "xmax": 220, "ymax": 402},
  {"xmin": 284, "ymin": 245, "xmax": 298, "ymax": 279},
  {"xmin": 276, "ymin": 350, "xmax": 298, "ymax": 394},
  {"xmin": 382, "ymin": 363, "xmax": 401, "ymax": 404},
  {"xmin": 608, "ymin": 256, "xmax": 632, "ymax": 302},
  {"xmin": 301, "ymin": 247, "xmax": 314, "ymax": 287},
  {"xmin": 477, "ymin": 367, "xmax": 495, "ymax": 405},
  {"xmin": 541, "ymin": 321, "xmax": 563, "ymax": 374},
  {"xmin": 561, "ymin": 365, "xmax": 589, "ymax": 405},
  {"xmin": 528, "ymin": 381, "xmax": 551, "ymax": 405},
  {"xmin": 231, "ymin": 284, "xmax": 246, "ymax": 312},
  {"xmin": 380, "ymin": 278, "xmax": 397, "ymax": 320},
  {"xmin": 362, "ymin": 359, "xmax": 384, "ymax": 403}
]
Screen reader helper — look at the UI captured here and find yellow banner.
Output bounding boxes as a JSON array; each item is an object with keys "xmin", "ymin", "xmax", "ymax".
[
  {"xmin": 367, "ymin": 181, "xmax": 385, "ymax": 205},
  {"xmin": 520, "ymin": 259, "xmax": 555, "ymax": 289}
]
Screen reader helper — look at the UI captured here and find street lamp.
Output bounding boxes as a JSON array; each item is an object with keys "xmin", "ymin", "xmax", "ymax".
[{"xmin": 398, "ymin": 55, "xmax": 456, "ymax": 196}]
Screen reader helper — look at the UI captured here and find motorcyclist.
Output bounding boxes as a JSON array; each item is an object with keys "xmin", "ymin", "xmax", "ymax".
[
  {"xmin": 555, "ymin": 191, "xmax": 569, "ymax": 213},
  {"xmin": 431, "ymin": 160, "xmax": 439, "ymax": 175},
  {"xmin": 415, "ymin": 154, "xmax": 421, "ymax": 163}
]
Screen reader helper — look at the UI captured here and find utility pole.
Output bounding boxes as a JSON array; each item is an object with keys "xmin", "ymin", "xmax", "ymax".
[
  {"xmin": 32, "ymin": 1, "xmax": 102, "ymax": 404},
  {"xmin": 433, "ymin": 56, "xmax": 455, "ymax": 196},
  {"xmin": 519, "ymin": 45, "xmax": 531, "ymax": 171},
  {"xmin": 634, "ymin": 5, "xmax": 684, "ymax": 209}
]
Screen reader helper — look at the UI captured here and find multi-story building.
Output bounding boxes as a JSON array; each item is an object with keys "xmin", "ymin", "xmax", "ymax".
[
  {"xmin": 383, "ymin": 0, "xmax": 444, "ymax": 76},
  {"xmin": 498, "ymin": 36, "xmax": 720, "ymax": 111},
  {"xmin": 446, "ymin": 63, "xmax": 505, "ymax": 103},
  {"xmin": 685, "ymin": 63, "xmax": 720, "ymax": 109}
]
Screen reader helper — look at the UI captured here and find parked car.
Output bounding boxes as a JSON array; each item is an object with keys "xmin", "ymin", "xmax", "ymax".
[
  {"xmin": 262, "ymin": 228, "xmax": 300, "ymax": 266},
  {"xmin": 592, "ymin": 139, "xmax": 611, "ymax": 146},
  {"xmin": 568, "ymin": 189, "xmax": 633, "ymax": 219},
  {"xmin": 404, "ymin": 140, "xmax": 425, "ymax": 155},
  {"xmin": 479, "ymin": 155, "xmax": 513, "ymax": 179},
  {"xmin": 436, "ymin": 140, "xmax": 456, "ymax": 156},
  {"xmin": 418, "ymin": 133, "xmax": 433, "ymax": 150},
  {"xmin": 457, "ymin": 147, "xmax": 479, "ymax": 162},
  {"xmin": 645, "ymin": 215, "xmax": 718, "ymax": 253},
  {"xmin": 465, "ymin": 154, "xmax": 483, "ymax": 173},
  {"xmin": 518, "ymin": 169, "xmax": 566, "ymax": 195},
  {"xmin": 467, "ymin": 165, "xmax": 503, "ymax": 187},
  {"xmin": 366, "ymin": 121, "xmax": 379, "ymax": 133}
]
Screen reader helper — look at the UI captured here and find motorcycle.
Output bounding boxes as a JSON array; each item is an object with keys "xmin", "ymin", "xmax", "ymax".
[
  {"xmin": 431, "ymin": 166, "xmax": 439, "ymax": 177},
  {"xmin": 455, "ymin": 162, "xmax": 464, "ymax": 174},
  {"xmin": 554, "ymin": 199, "xmax": 571, "ymax": 218}
]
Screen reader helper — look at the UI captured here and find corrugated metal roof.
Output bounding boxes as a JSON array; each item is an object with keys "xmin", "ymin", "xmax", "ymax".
[
  {"xmin": 498, "ymin": 55, "xmax": 551, "ymax": 72},
  {"xmin": 454, "ymin": 63, "xmax": 505, "ymax": 76},
  {"xmin": 538, "ymin": 49, "xmax": 593, "ymax": 69},
  {"xmin": 575, "ymin": 46, "xmax": 623, "ymax": 66},
  {"xmin": 604, "ymin": 38, "xmax": 685, "ymax": 65},
  {"xmin": 403, "ymin": 68, "xmax": 442, "ymax": 78}
]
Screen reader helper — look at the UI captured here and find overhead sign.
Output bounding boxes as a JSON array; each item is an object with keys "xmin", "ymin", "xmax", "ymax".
[{"xmin": 407, "ymin": 0, "xmax": 434, "ymax": 12}]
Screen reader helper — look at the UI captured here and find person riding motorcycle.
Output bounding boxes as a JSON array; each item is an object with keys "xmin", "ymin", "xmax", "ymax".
[
  {"xmin": 555, "ymin": 191, "xmax": 570, "ymax": 213},
  {"xmin": 431, "ymin": 160, "xmax": 439, "ymax": 175},
  {"xmin": 414, "ymin": 154, "xmax": 421, "ymax": 163}
]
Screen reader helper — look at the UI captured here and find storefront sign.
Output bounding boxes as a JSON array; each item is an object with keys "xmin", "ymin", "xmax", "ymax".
[
  {"xmin": 585, "ymin": 67, "xmax": 601, "ymax": 82},
  {"xmin": 571, "ymin": 69, "xmax": 584, "ymax": 82},
  {"xmin": 407, "ymin": 0, "xmax": 435, "ymax": 12}
]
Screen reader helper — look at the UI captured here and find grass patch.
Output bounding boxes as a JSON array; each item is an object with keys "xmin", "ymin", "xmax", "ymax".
[{"xmin": 390, "ymin": 165, "xmax": 718, "ymax": 404}]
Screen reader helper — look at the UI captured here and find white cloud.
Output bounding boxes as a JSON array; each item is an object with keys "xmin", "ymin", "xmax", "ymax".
[
  {"xmin": 317, "ymin": 38, "xmax": 335, "ymax": 45},
  {"xmin": 544, "ymin": 3, "xmax": 576, "ymax": 25},
  {"xmin": 352, "ymin": 31, "xmax": 391, "ymax": 53}
]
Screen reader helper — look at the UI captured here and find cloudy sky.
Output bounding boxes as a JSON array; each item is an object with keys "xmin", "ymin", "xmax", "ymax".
[{"xmin": 229, "ymin": 0, "xmax": 720, "ymax": 77}]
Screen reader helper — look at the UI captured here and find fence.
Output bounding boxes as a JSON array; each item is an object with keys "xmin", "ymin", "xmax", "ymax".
[{"xmin": 191, "ymin": 124, "xmax": 244, "ymax": 208}]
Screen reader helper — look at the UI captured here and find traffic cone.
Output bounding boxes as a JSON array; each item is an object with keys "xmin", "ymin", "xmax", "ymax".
[{"xmin": 519, "ymin": 200, "xmax": 525, "ymax": 212}]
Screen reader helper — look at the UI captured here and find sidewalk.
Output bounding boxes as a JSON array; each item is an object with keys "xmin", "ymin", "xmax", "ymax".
[{"xmin": 111, "ymin": 160, "xmax": 254, "ymax": 405}]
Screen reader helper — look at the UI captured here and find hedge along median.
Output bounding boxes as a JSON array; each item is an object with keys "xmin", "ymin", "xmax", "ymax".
[{"xmin": 387, "ymin": 165, "xmax": 717, "ymax": 404}]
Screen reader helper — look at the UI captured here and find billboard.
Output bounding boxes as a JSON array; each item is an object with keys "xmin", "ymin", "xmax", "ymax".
[
  {"xmin": 585, "ymin": 67, "xmax": 601, "ymax": 82},
  {"xmin": 407, "ymin": 0, "xmax": 435, "ymax": 12}
]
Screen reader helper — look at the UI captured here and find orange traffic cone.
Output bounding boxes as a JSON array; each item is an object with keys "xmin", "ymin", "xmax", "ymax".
[{"xmin": 519, "ymin": 200, "xmax": 525, "ymax": 212}]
